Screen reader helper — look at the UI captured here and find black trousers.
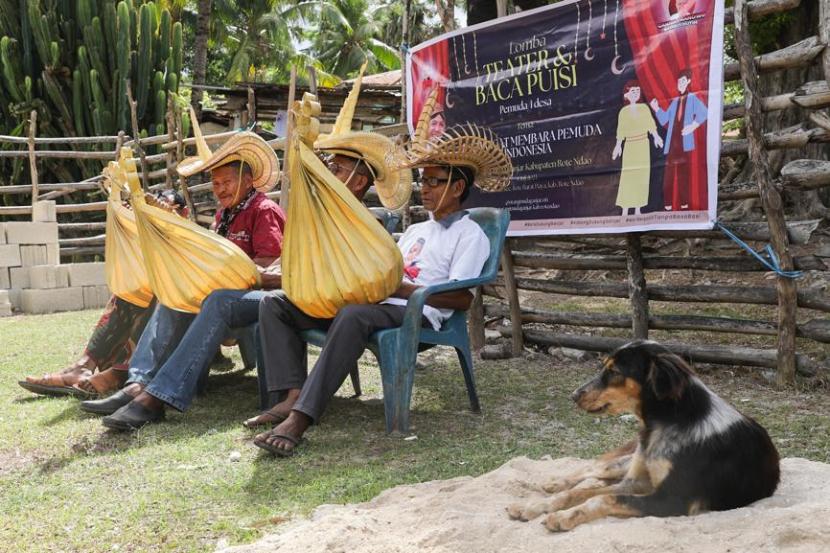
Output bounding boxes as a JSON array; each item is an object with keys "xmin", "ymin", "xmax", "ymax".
[{"xmin": 258, "ymin": 293, "xmax": 412, "ymax": 423}]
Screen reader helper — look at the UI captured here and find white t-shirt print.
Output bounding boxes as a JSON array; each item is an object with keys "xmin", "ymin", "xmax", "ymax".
[{"xmin": 383, "ymin": 211, "xmax": 490, "ymax": 330}]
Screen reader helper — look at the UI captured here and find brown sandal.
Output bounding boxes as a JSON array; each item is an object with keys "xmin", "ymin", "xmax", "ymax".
[
  {"xmin": 242, "ymin": 407, "xmax": 288, "ymax": 429},
  {"xmin": 18, "ymin": 368, "xmax": 93, "ymax": 397}
]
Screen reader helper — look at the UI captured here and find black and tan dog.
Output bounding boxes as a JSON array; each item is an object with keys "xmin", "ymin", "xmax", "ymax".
[{"xmin": 507, "ymin": 340, "xmax": 780, "ymax": 532}]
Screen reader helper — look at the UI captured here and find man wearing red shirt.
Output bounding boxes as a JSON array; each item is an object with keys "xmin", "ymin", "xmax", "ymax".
[{"xmin": 80, "ymin": 153, "xmax": 286, "ymax": 423}]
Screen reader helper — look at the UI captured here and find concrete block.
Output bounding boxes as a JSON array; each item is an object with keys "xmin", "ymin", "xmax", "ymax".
[
  {"xmin": 3, "ymin": 222, "xmax": 58, "ymax": 245},
  {"xmin": 8, "ymin": 288, "xmax": 21, "ymax": 310},
  {"xmin": 0, "ymin": 289, "xmax": 8, "ymax": 303},
  {"xmin": 0, "ymin": 304, "xmax": 12, "ymax": 317},
  {"xmin": 28, "ymin": 265, "xmax": 61, "ymax": 289},
  {"xmin": 46, "ymin": 243, "xmax": 60, "ymax": 265},
  {"xmin": 21, "ymin": 287, "xmax": 85, "ymax": 314},
  {"xmin": 0, "ymin": 244, "xmax": 21, "ymax": 267},
  {"xmin": 0, "ymin": 223, "xmax": 5, "ymax": 244},
  {"xmin": 10, "ymin": 267, "xmax": 29, "ymax": 289},
  {"xmin": 20, "ymin": 245, "xmax": 48, "ymax": 267},
  {"xmin": 32, "ymin": 201, "xmax": 57, "ymax": 222},
  {"xmin": 67, "ymin": 262, "xmax": 106, "ymax": 286},
  {"xmin": 0, "ymin": 267, "xmax": 9, "ymax": 289},
  {"xmin": 56, "ymin": 265, "xmax": 70, "ymax": 287},
  {"xmin": 83, "ymin": 285, "xmax": 111, "ymax": 310}
]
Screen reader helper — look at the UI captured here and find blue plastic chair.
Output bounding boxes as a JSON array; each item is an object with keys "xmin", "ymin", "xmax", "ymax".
[{"xmin": 299, "ymin": 207, "xmax": 510, "ymax": 433}]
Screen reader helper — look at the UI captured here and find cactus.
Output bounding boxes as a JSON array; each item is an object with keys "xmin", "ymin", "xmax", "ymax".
[
  {"xmin": 136, "ymin": 3, "xmax": 153, "ymax": 118},
  {"xmin": 0, "ymin": 0, "xmax": 184, "ymax": 188}
]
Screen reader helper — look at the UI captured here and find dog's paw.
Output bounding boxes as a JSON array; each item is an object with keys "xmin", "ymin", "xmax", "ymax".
[
  {"xmin": 506, "ymin": 501, "xmax": 546, "ymax": 521},
  {"xmin": 542, "ymin": 478, "xmax": 575, "ymax": 494},
  {"xmin": 543, "ymin": 512, "xmax": 575, "ymax": 533}
]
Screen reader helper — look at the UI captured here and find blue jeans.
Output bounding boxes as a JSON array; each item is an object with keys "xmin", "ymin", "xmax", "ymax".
[{"xmin": 144, "ymin": 289, "xmax": 272, "ymax": 411}]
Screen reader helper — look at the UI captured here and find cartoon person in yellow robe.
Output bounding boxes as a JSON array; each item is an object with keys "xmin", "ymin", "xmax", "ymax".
[{"xmin": 612, "ymin": 80, "xmax": 664, "ymax": 219}]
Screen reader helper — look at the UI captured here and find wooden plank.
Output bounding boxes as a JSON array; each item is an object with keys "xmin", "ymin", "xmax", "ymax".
[
  {"xmin": 511, "ymin": 251, "xmax": 826, "ymax": 271},
  {"xmin": 468, "ymin": 288, "xmax": 485, "ymax": 353},
  {"xmin": 484, "ymin": 304, "xmax": 830, "ymax": 343},
  {"xmin": 497, "ymin": 327, "xmax": 815, "ymax": 375},
  {"xmin": 723, "ymin": 0, "xmax": 801, "ymax": 24},
  {"xmin": 27, "ymin": 110, "xmax": 38, "ymax": 218},
  {"xmin": 281, "ymin": 65, "xmax": 297, "ymax": 210},
  {"xmin": 736, "ymin": 0, "xmax": 798, "ymax": 385},
  {"xmin": 723, "ymin": 35, "xmax": 824, "ymax": 82},
  {"xmin": 490, "ymin": 278, "xmax": 830, "ymax": 313}
]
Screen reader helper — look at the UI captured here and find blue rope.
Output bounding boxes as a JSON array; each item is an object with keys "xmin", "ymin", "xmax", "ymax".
[
  {"xmin": 714, "ymin": 221, "xmax": 803, "ymax": 279},
  {"xmin": 400, "ymin": 42, "xmax": 410, "ymax": 54}
]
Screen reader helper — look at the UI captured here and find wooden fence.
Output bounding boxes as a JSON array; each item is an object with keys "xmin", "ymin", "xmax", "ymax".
[{"xmin": 0, "ymin": 0, "xmax": 828, "ymax": 384}]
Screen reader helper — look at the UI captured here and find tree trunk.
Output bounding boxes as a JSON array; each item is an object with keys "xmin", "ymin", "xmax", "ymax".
[
  {"xmin": 190, "ymin": 0, "xmax": 212, "ymax": 118},
  {"xmin": 466, "ymin": 0, "xmax": 497, "ymax": 26},
  {"xmin": 436, "ymin": 0, "xmax": 455, "ymax": 32}
]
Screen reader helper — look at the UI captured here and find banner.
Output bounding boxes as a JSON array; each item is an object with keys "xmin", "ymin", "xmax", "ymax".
[{"xmin": 406, "ymin": 0, "xmax": 724, "ymax": 235}]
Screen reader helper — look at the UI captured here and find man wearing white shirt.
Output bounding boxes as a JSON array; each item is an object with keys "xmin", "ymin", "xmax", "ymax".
[{"xmin": 254, "ymin": 164, "xmax": 492, "ymax": 457}]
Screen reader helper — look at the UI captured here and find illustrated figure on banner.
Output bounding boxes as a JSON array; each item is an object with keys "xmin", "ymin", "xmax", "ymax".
[
  {"xmin": 649, "ymin": 69, "xmax": 707, "ymax": 210},
  {"xmin": 612, "ymin": 80, "xmax": 663, "ymax": 219}
]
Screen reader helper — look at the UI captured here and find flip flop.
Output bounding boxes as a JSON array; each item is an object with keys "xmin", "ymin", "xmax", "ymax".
[
  {"xmin": 17, "ymin": 380, "xmax": 76, "ymax": 397},
  {"xmin": 254, "ymin": 433, "xmax": 302, "ymax": 458}
]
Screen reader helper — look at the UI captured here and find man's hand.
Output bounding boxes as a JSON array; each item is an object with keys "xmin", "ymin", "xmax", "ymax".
[
  {"xmin": 682, "ymin": 122, "xmax": 699, "ymax": 136},
  {"xmin": 392, "ymin": 281, "xmax": 474, "ymax": 311},
  {"xmin": 256, "ymin": 258, "xmax": 282, "ymax": 290}
]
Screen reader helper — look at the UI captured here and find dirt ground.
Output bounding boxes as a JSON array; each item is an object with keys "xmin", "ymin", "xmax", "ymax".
[{"xmin": 222, "ymin": 456, "xmax": 830, "ymax": 553}]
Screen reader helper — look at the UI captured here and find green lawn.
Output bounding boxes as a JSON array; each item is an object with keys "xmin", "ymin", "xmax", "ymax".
[{"xmin": 1, "ymin": 310, "xmax": 828, "ymax": 552}]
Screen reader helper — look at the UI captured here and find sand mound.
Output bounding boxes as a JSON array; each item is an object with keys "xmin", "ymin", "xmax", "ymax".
[{"xmin": 222, "ymin": 457, "xmax": 830, "ymax": 553}]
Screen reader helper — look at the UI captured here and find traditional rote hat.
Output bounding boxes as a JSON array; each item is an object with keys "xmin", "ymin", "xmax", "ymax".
[
  {"xmin": 177, "ymin": 107, "xmax": 281, "ymax": 192},
  {"xmin": 314, "ymin": 64, "xmax": 412, "ymax": 210},
  {"xmin": 386, "ymin": 88, "xmax": 513, "ymax": 192}
]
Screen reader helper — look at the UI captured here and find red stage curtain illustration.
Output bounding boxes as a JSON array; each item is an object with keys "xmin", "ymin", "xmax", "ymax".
[
  {"xmin": 410, "ymin": 40, "xmax": 450, "ymax": 123},
  {"xmin": 622, "ymin": 0, "xmax": 714, "ymax": 210}
]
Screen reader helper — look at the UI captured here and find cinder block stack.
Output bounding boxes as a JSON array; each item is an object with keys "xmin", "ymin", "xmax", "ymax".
[{"xmin": 0, "ymin": 201, "xmax": 112, "ymax": 315}]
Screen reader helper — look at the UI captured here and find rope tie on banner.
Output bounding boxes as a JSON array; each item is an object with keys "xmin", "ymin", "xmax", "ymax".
[
  {"xmin": 714, "ymin": 221, "xmax": 803, "ymax": 279},
  {"xmin": 400, "ymin": 42, "xmax": 410, "ymax": 54}
]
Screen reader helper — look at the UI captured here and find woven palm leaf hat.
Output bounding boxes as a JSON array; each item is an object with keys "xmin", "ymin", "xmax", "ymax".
[
  {"xmin": 177, "ymin": 107, "xmax": 281, "ymax": 192},
  {"xmin": 314, "ymin": 63, "xmax": 412, "ymax": 210},
  {"xmin": 385, "ymin": 88, "xmax": 513, "ymax": 192}
]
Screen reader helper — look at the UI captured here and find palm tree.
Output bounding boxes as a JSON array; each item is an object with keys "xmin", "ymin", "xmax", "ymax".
[
  {"xmin": 374, "ymin": 0, "xmax": 442, "ymax": 49},
  {"xmin": 304, "ymin": 0, "xmax": 400, "ymax": 78},
  {"xmin": 191, "ymin": 0, "xmax": 212, "ymax": 115}
]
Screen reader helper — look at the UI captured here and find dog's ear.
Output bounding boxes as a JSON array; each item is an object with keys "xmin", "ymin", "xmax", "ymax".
[{"xmin": 647, "ymin": 352, "xmax": 691, "ymax": 400}]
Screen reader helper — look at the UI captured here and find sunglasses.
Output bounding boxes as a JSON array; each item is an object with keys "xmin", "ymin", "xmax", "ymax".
[
  {"xmin": 327, "ymin": 161, "xmax": 353, "ymax": 174},
  {"xmin": 421, "ymin": 175, "xmax": 453, "ymax": 188}
]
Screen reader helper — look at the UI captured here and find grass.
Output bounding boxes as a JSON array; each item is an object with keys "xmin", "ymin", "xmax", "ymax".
[{"xmin": 1, "ymin": 309, "xmax": 829, "ymax": 552}]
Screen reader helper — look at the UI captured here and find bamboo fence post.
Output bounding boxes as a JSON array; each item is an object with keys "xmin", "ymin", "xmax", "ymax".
[
  {"xmin": 175, "ymin": 104, "xmax": 197, "ymax": 221},
  {"xmin": 280, "ymin": 65, "xmax": 297, "ymax": 210},
  {"xmin": 497, "ymin": 0, "xmax": 508, "ymax": 18},
  {"xmin": 626, "ymin": 233, "xmax": 649, "ymax": 339},
  {"xmin": 500, "ymin": 239, "xmax": 524, "ymax": 355},
  {"xmin": 27, "ymin": 110, "xmax": 39, "ymax": 214},
  {"xmin": 735, "ymin": 0, "xmax": 798, "ymax": 385},
  {"xmin": 126, "ymin": 82, "xmax": 150, "ymax": 191}
]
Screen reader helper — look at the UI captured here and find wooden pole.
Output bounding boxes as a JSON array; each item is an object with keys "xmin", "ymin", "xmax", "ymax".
[
  {"xmin": 400, "ymin": 0, "xmax": 413, "ymax": 231},
  {"xmin": 126, "ymin": 82, "xmax": 150, "ymax": 191},
  {"xmin": 247, "ymin": 87, "xmax": 256, "ymax": 128},
  {"xmin": 469, "ymin": 288, "xmax": 485, "ymax": 353},
  {"xmin": 27, "ymin": 110, "xmax": 39, "ymax": 215},
  {"xmin": 820, "ymin": 0, "xmax": 830, "ymax": 86},
  {"xmin": 496, "ymin": 0, "xmax": 508, "ymax": 18},
  {"xmin": 165, "ymin": 96, "xmax": 176, "ymax": 189},
  {"xmin": 626, "ymin": 233, "xmax": 649, "ymax": 339},
  {"xmin": 735, "ymin": 0, "xmax": 798, "ymax": 385},
  {"xmin": 175, "ymin": 103, "xmax": 197, "ymax": 221},
  {"xmin": 280, "ymin": 65, "xmax": 297, "ymax": 210},
  {"xmin": 500, "ymin": 239, "xmax": 524, "ymax": 355},
  {"xmin": 307, "ymin": 66, "xmax": 318, "ymax": 96}
]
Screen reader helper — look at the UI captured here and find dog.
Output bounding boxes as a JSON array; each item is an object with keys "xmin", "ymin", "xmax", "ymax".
[{"xmin": 507, "ymin": 340, "xmax": 780, "ymax": 532}]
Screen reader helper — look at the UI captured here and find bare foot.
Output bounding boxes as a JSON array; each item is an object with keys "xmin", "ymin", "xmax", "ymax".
[
  {"xmin": 254, "ymin": 411, "xmax": 311, "ymax": 456},
  {"xmin": 25, "ymin": 355, "xmax": 96, "ymax": 387},
  {"xmin": 75, "ymin": 367, "xmax": 128, "ymax": 396},
  {"xmin": 243, "ymin": 389, "xmax": 301, "ymax": 428}
]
